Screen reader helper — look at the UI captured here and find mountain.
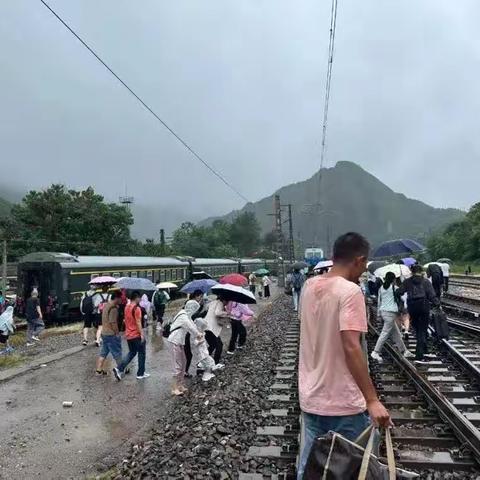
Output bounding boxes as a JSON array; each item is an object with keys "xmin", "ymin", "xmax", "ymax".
[{"xmin": 201, "ymin": 161, "xmax": 464, "ymax": 252}]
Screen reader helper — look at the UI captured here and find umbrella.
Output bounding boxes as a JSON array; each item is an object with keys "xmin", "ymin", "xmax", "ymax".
[
  {"xmin": 192, "ymin": 271, "xmax": 213, "ymax": 280},
  {"xmin": 367, "ymin": 261, "xmax": 387, "ymax": 274},
  {"xmin": 437, "ymin": 258, "xmax": 453, "ymax": 264},
  {"xmin": 114, "ymin": 277, "xmax": 157, "ymax": 291},
  {"xmin": 293, "ymin": 261, "xmax": 308, "ymax": 270},
  {"xmin": 211, "ymin": 284, "xmax": 257, "ymax": 304},
  {"xmin": 89, "ymin": 276, "xmax": 117, "ymax": 285},
  {"xmin": 424, "ymin": 262, "xmax": 442, "ymax": 270},
  {"xmin": 219, "ymin": 273, "xmax": 248, "ymax": 287},
  {"xmin": 374, "ymin": 264, "xmax": 411, "ymax": 280},
  {"xmin": 401, "ymin": 257, "xmax": 417, "ymax": 267},
  {"xmin": 373, "ymin": 239, "xmax": 426, "ymax": 259},
  {"xmin": 181, "ymin": 279, "xmax": 218, "ymax": 294},
  {"xmin": 156, "ymin": 282, "xmax": 178, "ymax": 290},
  {"xmin": 314, "ymin": 260, "xmax": 333, "ymax": 270},
  {"xmin": 254, "ymin": 268, "xmax": 270, "ymax": 276}
]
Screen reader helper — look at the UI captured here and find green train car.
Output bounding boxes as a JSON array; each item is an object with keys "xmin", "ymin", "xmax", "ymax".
[{"xmin": 16, "ymin": 252, "xmax": 271, "ymax": 322}]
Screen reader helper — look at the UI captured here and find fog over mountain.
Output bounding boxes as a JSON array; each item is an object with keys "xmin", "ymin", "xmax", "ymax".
[{"xmin": 1, "ymin": 1, "xmax": 479, "ymax": 239}]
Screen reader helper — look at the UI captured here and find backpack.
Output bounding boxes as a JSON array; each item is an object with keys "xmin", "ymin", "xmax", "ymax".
[
  {"xmin": 162, "ymin": 312, "xmax": 183, "ymax": 338},
  {"xmin": 82, "ymin": 294, "xmax": 95, "ymax": 316},
  {"xmin": 408, "ymin": 279, "xmax": 427, "ymax": 301},
  {"xmin": 428, "ymin": 264, "xmax": 443, "ymax": 284},
  {"xmin": 153, "ymin": 291, "xmax": 166, "ymax": 310},
  {"xmin": 292, "ymin": 273, "xmax": 303, "ymax": 291},
  {"xmin": 97, "ymin": 294, "xmax": 109, "ymax": 314}
]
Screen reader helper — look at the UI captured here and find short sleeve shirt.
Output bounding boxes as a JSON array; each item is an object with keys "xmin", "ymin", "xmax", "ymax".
[
  {"xmin": 124, "ymin": 303, "xmax": 142, "ymax": 340},
  {"xmin": 299, "ymin": 276, "xmax": 368, "ymax": 416}
]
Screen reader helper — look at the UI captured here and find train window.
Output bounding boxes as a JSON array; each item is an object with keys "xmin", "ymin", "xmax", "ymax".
[
  {"xmin": 91, "ymin": 274, "xmax": 99, "ymax": 280},
  {"xmin": 113, "ymin": 272, "xmax": 121, "ymax": 278},
  {"xmin": 131, "ymin": 271, "xmax": 138, "ymax": 278},
  {"xmin": 63, "ymin": 273, "xmax": 69, "ymax": 291},
  {"xmin": 147, "ymin": 270, "xmax": 153, "ymax": 280}
]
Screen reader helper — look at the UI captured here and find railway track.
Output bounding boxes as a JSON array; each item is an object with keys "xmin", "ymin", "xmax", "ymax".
[
  {"xmin": 369, "ymin": 308, "xmax": 480, "ymax": 476},
  {"xmin": 241, "ymin": 317, "xmax": 300, "ymax": 479}
]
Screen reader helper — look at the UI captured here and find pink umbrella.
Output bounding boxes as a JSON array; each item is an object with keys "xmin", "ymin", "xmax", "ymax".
[
  {"xmin": 219, "ymin": 273, "xmax": 248, "ymax": 287},
  {"xmin": 89, "ymin": 276, "xmax": 117, "ymax": 285}
]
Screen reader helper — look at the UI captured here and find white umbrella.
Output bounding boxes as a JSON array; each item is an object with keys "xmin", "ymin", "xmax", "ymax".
[
  {"xmin": 314, "ymin": 260, "xmax": 333, "ymax": 270},
  {"xmin": 374, "ymin": 264, "xmax": 411, "ymax": 280},
  {"xmin": 211, "ymin": 284, "xmax": 257, "ymax": 304},
  {"xmin": 156, "ymin": 282, "xmax": 178, "ymax": 290}
]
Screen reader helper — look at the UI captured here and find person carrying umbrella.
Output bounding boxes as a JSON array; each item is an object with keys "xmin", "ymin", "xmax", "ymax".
[
  {"xmin": 114, "ymin": 291, "xmax": 150, "ymax": 381},
  {"xmin": 204, "ymin": 295, "xmax": 230, "ymax": 366},
  {"xmin": 370, "ymin": 272, "xmax": 414, "ymax": 363},
  {"xmin": 226, "ymin": 301, "xmax": 254, "ymax": 354},
  {"xmin": 152, "ymin": 287, "xmax": 170, "ymax": 327}
]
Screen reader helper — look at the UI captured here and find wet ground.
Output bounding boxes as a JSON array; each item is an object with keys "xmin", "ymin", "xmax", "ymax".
[{"xmin": 0, "ymin": 287, "xmax": 280, "ymax": 480}]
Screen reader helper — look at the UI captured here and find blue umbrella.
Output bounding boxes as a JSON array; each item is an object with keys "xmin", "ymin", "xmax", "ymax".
[
  {"xmin": 373, "ymin": 239, "xmax": 425, "ymax": 259},
  {"xmin": 115, "ymin": 277, "xmax": 157, "ymax": 291},
  {"xmin": 181, "ymin": 279, "xmax": 218, "ymax": 294}
]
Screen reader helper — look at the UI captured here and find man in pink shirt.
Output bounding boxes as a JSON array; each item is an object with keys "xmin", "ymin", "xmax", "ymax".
[{"xmin": 297, "ymin": 232, "xmax": 391, "ymax": 479}]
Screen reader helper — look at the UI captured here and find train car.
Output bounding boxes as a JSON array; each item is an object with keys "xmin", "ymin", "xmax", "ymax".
[
  {"xmin": 239, "ymin": 258, "xmax": 266, "ymax": 275},
  {"xmin": 192, "ymin": 258, "xmax": 240, "ymax": 279},
  {"xmin": 16, "ymin": 253, "xmax": 272, "ymax": 323},
  {"xmin": 304, "ymin": 247, "xmax": 325, "ymax": 268},
  {"xmin": 17, "ymin": 253, "xmax": 191, "ymax": 322}
]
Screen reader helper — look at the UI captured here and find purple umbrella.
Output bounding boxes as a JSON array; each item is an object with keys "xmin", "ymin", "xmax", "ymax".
[{"xmin": 401, "ymin": 257, "xmax": 417, "ymax": 267}]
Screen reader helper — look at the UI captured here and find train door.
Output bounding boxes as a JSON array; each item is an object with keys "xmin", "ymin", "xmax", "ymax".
[{"xmin": 20, "ymin": 264, "xmax": 54, "ymax": 318}]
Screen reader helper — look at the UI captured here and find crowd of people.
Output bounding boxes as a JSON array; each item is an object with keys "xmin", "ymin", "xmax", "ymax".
[{"xmin": 78, "ymin": 280, "xmax": 260, "ymax": 395}]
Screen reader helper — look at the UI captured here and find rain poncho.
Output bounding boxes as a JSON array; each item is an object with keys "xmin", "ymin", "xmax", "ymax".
[{"xmin": 0, "ymin": 307, "xmax": 15, "ymax": 335}]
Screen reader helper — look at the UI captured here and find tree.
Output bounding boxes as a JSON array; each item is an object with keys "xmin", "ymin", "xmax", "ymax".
[
  {"xmin": 230, "ymin": 212, "xmax": 261, "ymax": 256},
  {"xmin": 427, "ymin": 202, "xmax": 480, "ymax": 262},
  {"xmin": 11, "ymin": 185, "xmax": 134, "ymax": 255}
]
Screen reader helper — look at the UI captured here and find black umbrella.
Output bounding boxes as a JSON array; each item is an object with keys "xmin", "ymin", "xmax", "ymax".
[
  {"xmin": 293, "ymin": 261, "xmax": 308, "ymax": 270},
  {"xmin": 367, "ymin": 261, "xmax": 387, "ymax": 274},
  {"xmin": 211, "ymin": 284, "xmax": 257, "ymax": 304}
]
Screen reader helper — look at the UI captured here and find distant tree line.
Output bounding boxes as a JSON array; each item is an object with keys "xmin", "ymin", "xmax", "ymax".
[
  {"xmin": 428, "ymin": 203, "xmax": 480, "ymax": 261},
  {"xmin": 0, "ymin": 185, "xmax": 276, "ymax": 261}
]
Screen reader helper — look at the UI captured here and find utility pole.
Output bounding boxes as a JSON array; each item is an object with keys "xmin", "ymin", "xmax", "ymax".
[
  {"xmin": 268, "ymin": 195, "xmax": 285, "ymax": 287},
  {"xmin": 160, "ymin": 229, "xmax": 165, "ymax": 255},
  {"xmin": 2, "ymin": 240, "xmax": 7, "ymax": 292},
  {"xmin": 287, "ymin": 204, "xmax": 294, "ymax": 263}
]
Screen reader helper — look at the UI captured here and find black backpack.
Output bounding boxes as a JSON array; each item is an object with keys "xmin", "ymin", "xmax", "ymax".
[
  {"xmin": 82, "ymin": 294, "xmax": 95, "ymax": 315},
  {"xmin": 162, "ymin": 312, "xmax": 183, "ymax": 338}
]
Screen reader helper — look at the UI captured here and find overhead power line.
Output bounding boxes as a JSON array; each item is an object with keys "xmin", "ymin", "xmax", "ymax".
[
  {"xmin": 38, "ymin": 0, "xmax": 250, "ymax": 204},
  {"xmin": 317, "ymin": 0, "xmax": 339, "ymax": 199}
]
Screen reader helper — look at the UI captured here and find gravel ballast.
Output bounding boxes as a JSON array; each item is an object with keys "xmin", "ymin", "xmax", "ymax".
[{"xmin": 110, "ymin": 295, "xmax": 297, "ymax": 479}]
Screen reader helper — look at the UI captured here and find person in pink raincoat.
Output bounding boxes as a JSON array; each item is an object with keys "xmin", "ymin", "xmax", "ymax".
[{"xmin": 226, "ymin": 301, "xmax": 254, "ymax": 355}]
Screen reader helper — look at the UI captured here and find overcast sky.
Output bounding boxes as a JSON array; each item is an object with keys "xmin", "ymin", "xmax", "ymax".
[{"xmin": 1, "ymin": 0, "xmax": 479, "ymax": 228}]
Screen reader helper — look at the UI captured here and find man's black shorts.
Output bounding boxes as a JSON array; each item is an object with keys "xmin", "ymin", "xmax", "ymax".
[{"xmin": 83, "ymin": 313, "xmax": 100, "ymax": 329}]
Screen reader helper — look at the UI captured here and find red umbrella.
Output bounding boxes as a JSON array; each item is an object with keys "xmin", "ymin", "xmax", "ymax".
[{"xmin": 219, "ymin": 273, "xmax": 248, "ymax": 287}]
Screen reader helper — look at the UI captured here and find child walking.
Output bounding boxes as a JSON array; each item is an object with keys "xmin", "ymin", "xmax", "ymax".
[
  {"xmin": 191, "ymin": 315, "xmax": 224, "ymax": 382},
  {"xmin": 167, "ymin": 300, "xmax": 203, "ymax": 396}
]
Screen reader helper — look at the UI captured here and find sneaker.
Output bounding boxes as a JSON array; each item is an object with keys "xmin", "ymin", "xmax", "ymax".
[
  {"xmin": 227, "ymin": 351, "xmax": 235, "ymax": 355},
  {"xmin": 125, "ymin": 368, "xmax": 131, "ymax": 375},
  {"xmin": 171, "ymin": 389, "xmax": 184, "ymax": 396},
  {"xmin": 370, "ymin": 351, "xmax": 383, "ymax": 363},
  {"xmin": 403, "ymin": 350, "xmax": 415, "ymax": 359},
  {"xmin": 212, "ymin": 363, "xmax": 225, "ymax": 371},
  {"xmin": 32, "ymin": 336, "xmax": 41, "ymax": 342},
  {"xmin": 82, "ymin": 340, "xmax": 88, "ymax": 346},
  {"xmin": 113, "ymin": 368, "xmax": 123, "ymax": 381},
  {"xmin": 26, "ymin": 342, "xmax": 34, "ymax": 347},
  {"xmin": 202, "ymin": 372, "xmax": 215, "ymax": 382},
  {"xmin": 137, "ymin": 373, "xmax": 151, "ymax": 380},
  {"xmin": 95, "ymin": 370, "xmax": 103, "ymax": 376},
  {"xmin": 95, "ymin": 341, "xmax": 100, "ymax": 347},
  {"xmin": 237, "ymin": 346, "xmax": 245, "ymax": 350}
]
